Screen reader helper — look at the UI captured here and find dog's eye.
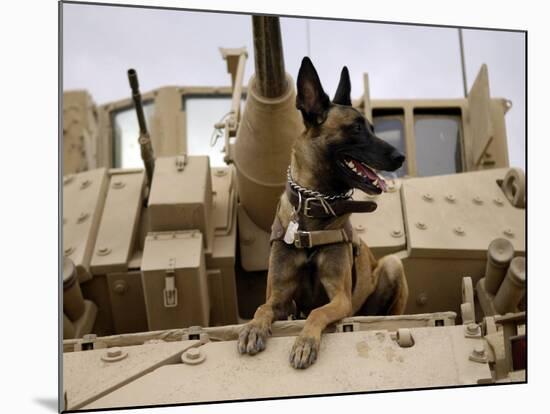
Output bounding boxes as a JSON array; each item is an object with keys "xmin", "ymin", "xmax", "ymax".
[{"xmin": 353, "ymin": 123, "xmax": 362, "ymax": 133}]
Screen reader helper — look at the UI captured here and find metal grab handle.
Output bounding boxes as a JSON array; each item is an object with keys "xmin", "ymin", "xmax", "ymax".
[{"xmin": 163, "ymin": 272, "xmax": 178, "ymax": 308}]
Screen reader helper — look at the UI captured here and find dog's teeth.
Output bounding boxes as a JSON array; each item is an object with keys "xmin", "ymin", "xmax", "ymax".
[{"xmin": 373, "ymin": 179, "xmax": 378, "ymax": 186}]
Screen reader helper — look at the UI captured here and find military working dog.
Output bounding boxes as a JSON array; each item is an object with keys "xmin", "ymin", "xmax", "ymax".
[{"xmin": 237, "ymin": 57, "xmax": 409, "ymax": 369}]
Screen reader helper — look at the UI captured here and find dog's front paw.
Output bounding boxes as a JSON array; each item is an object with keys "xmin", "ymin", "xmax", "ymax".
[
  {"xmin": 289, "ymin": 335, "xmax": 320, "ymax": 369},
  {"xmin": 238, "ymin": 322, "xmax": 270, "ymax": 355}
]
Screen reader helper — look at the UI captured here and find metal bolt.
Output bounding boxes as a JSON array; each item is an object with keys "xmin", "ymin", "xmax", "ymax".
[
  {"xmin": 493, "ymin": 198, "xmax": 504, "ymax": 206},
  {"xmin": 466, "ymin": 323, "xmax": 479, "ymax": 335},
  {"xmin": 97, "ymin": 247, "xmax": 111, "ymax": 256},
  {"xmin": 396, "ymin": 328, "xmax": 414, "ymax": 348},
  {"xmin": 422, "ymin": 193, "xmax": 433, "ymax": 202},
  {"xmin": 181, "ymin": 347, "xmax": 206, "ymax": 365},
  {"xmin": 415, "ymin": 222, "xmax": 427, "ymax": 230},
  {"xmin": 503, "ymin": 228, "xmax": 515, "ymax": 238},
  {"xmin": 107, "ymin": 347, "xmax": 122, "ymax": 358},
  {"xmin": 445, "ymin": 194, "xmax": 456, "ymax": 203},
  {"xmin": 113, "ymin": 280, "xmax": 127, "ymax": 295},
  {"xmin": 416, "ymin": 293, "xmax": 428, "ymax": 306},
  {"xmin": 355, "ymin": 224, "xmax": 365, "ymax": 233},
  {"xmin": 77, "ymin": 212, "xmax": 89, "ymax": 223},
  {"xmin": 454, "ymin": 226, "xmax": 465, "ymax": 236},
  {"xmin": 112, "ymin": 180, "xmax": 125, "ymax": 189},
  {"xmin": 63, "ymin": 175, "xmax": 74, "ymax": 186},
  {"xmin": 64, "ymin": 246, "xmax": 74, "ymax": 256},
  {"xmin": 79, "ymin": 179, "xmax": 91, "ymax": 190},
  {"xmin": 186, "ymin": 348, "xmax": 201, "ymax": 360},
  {"xmin": 473, "ymin": 196, "xmax": 483, "ymax": 205},
  {"xmin": 473, "ymin": 344, "xmax": 485, "ymax": 357},
  {"xmin": 241, "ymin": 234, "xmax": 254, "ymax": 245},
  {"xmin": 101, "ymin": 346, "xmax": 128, "ymax": 363},
  {"xmin": 391, "ymin": 229, "xmax": 402, "ymax": 238}
]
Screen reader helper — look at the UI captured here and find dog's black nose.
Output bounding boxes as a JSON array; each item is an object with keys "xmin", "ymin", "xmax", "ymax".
[{"xmin": 390, "ymin": 150, "xmax": 405, "ymax": 167}]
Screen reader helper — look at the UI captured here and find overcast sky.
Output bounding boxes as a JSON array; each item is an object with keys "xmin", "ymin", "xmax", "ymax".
[{"xmin": 62, "ymin": 3, "xmax": 525, "ymax": 169}]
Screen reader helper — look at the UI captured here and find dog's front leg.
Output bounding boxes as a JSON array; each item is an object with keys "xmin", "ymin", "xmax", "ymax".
[
  {"xmin": 238, "ymin": 241, "xmax": 305, "ymax": 355},
  {"xmin": 289, "ymin": 244, "xmax": 353, "ymax": 369}
]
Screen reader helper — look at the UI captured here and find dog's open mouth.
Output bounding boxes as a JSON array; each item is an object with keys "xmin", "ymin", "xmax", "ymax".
[{"xmin": 339, "ymin": 157, "xmax": 387, "ymax": 194}]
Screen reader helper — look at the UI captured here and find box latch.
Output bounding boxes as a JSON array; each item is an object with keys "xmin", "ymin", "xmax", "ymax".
[{"xmin": 163, "ymin": 258, "xmax": 178, "ymax": 308}]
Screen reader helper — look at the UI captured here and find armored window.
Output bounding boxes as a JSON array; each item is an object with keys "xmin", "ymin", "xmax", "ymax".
[
  {"xmin": 373, "ymin": 109, "xmax": 407, "ymax": 177},
  {"xmin": 183, "ymin": 94, "xmax": 246, "ymax": 167},
  {"xmin": 112, "ymin": 101, "xmax": 155, "ymax": 169},
  {"xmin": 414, "ymin": 108, "xmax": 463, "ymax": 177}
]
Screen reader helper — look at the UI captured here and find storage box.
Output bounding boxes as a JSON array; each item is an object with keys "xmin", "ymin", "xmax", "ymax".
[
  {"xmin": 147, "ymin": 156, "xmax": 213, "ymax": 249},
  {"xmin": 141, "ymin": 231, "xmax": 209, "ymax": 330}
]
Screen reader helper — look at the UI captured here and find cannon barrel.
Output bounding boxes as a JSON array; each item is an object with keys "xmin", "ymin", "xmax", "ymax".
[
  {"xmin": 233, "ymin": 16, "xmax": 302, "ymax": 233},
  {"xmin": 127, "ymin": 68, "xmax": 155, "ymax": 185},
  {"xmin": 252, "ymin": 16, "xmax": 288, "ymax": 98}
]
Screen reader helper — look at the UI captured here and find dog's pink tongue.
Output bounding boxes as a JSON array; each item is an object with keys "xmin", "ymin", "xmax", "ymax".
[
  {"xmin": 352, "ymin": 160, "xmax": 371, "ymax": 177},
  {"xmin": 363, "ymin": 166, "xmax": 378, "ymax": 181},
  {"xmin": 359, "ymin": 162, "xmax": 387, "ymax": 191},
  {"xmin": 352, "ymin": 160, "xmax": 386, "ymax": 191}
]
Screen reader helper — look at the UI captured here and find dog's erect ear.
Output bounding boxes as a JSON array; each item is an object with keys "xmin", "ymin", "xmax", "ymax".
[
  {"xmin": 333, "ymin": 66, "xmax": 352, "ymax": 106},
  {"xmin": 296, "ymin": 57, "xmax": 330, "ymax": 127}
]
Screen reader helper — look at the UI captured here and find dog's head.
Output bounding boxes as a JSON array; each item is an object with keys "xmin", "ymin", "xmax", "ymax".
[{"xmin": 295, "ymin": 57, "xmax": 405, "ymax": 195}]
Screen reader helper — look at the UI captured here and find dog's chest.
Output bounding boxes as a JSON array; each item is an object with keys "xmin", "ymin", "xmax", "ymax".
[
  {"xmin": 293, "ymin": 255, "xmax": 329, "ymax": 316},
  {"xmin": 292, "ymin": 249, "xmax": 358, "ymax": 317}
]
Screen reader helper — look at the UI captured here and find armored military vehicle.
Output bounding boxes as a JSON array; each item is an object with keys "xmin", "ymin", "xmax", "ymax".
[{"xmin": 61, "ymin": 16, "xmax": 525, "ymax": 411}]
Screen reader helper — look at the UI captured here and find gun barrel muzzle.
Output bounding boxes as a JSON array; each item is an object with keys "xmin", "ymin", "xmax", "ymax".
[
  {"xmin": 127, "ymin": 68, "xmax": 155, "ymax": 184},
  {"xmin": 128, "ymin": 68, "xmax": 140, "ymax": 92},
  {"xmin": 252, "ymin": 16, "xmax": 287, "ymax": 98},
  {"xmin": 127, "ymin": 68, "xmax": 149, "ymax": 136}
]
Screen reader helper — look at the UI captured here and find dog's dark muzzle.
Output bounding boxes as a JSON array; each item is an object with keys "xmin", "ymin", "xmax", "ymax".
[{"xmin": 389, "ymin": 149, "xmax": 405, "ymax": 170}]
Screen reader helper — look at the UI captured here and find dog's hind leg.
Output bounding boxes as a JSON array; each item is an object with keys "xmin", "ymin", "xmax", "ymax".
[
  {"xmin": 360, "ymin": 254, "xmax": 408, "ymax": 315},
  {"xmin": 238, "ymin": 242, "xmax": 305, "ymax": 355}
]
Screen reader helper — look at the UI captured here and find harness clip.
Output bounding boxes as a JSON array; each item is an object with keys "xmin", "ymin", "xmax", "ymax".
[{"xmin": 294, "ymin": 231, "xmax": 313, "ymax": 249}]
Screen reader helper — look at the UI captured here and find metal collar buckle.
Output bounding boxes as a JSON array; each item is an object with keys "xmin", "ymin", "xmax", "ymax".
[
  {"xmin": 303, "ymin": 198, "xmax": 315, "ymax": 218},
  {"xmin": 294, "ymin": 231, "xmax": 312, "ymax": 248}
]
